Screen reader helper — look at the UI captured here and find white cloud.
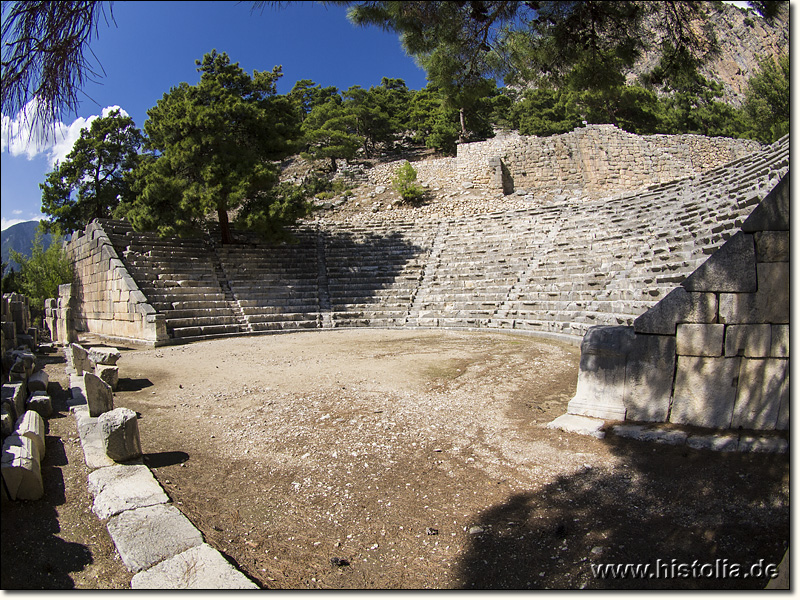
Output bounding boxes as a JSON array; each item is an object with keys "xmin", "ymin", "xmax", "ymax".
[
  {"xmin": 1, "ymin": 100, "xmax": 129, "ymax": 166},
  {"xmin": 1, "ymin": 214, "xmax": 44, "ymax": 231}
]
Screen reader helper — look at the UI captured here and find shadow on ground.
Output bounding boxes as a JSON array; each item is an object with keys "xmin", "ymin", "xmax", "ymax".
[{"xmin": 455, "ymin": 435, "xmax": 789, "ymax": 590}]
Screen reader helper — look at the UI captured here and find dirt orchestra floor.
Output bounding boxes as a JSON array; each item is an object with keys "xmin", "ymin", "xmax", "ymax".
[{"xmin": 2, "ymin": 328, "xmax": 789, "ymax": 589}]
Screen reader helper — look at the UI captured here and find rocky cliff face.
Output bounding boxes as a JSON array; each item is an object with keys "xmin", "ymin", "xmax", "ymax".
[{"xmin": 628, "ymin": 1, "xmax": 789, "ymax": 106}]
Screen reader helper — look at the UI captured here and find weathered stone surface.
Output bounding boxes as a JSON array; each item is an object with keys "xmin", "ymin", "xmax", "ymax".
[
  {"xmin": 99, "ymin": 407, "xmax": 142, "ymax": 462},
  {"xmin": 14, "ymin": 410, "xmax": 46, "ymax": 458},
  {"xmin": 1, "ymin": 405, "xmax": 14, "ymax": 438},
  {"xmin": 732, "ymin": 358, "xmax": 787, "ymax": 430},
  {"xmin": 26, "ymin": 370, "xmax": 49, "ymax": 393},
  {"xmin": 634, "ymin": 287, "xmax": 717, "ymax": 335},
  {"xmin": 724, "ymin": 324, "xmax": 772, "ymax": 357},
  {"xmin": 69, "ymin": 343, "xmax": 92, "ymax": 375},
  {"xmin": 681, "ymin": 232, "xmax": 757, "ymax": 293},
  {"xmin": 2, "ymin": 382, "xmax": 26, "ymax": 421},
  {"xmin": 88, "ymin": 346, "xmax": 122, "ymax": 366},
  {"xmin": 770, "ymin": 325, "xmax": 789, "ymax": 358},
  {"xmin": 131, "ymin": 543, "xmax": 259, "ymax": 589},
  {"xmin": 622, "ymin": 334, "xmax": 676, "ymax": 422},
  {"xmin": 737, "ymin": 436, "xmax": 788, "ymax": 454},
  {"xmin": 1, "ymin": 435, "xmax": 43, "ymax": 500},
  {"xmin": 546, "ymin": 414, "xmax": 606, "ymax": 439},
  {"xmin": 676, "ymin": 324, "xmax": 725, "ymax": 357},
  {"xmin": 568, "ymin": 326, "xmax": 635, "ymax": 420},
  {"xmin": 741, "ymin": 172, "xmax": 789, "ymax": 232},
  {"xmin": 670, "ymin": 356, "xmax": 741, "ymax": 428},
  {"xmin": 719, "ymin": 262, "xmax": 789, "ymax": 325},
  {"xmin": 754, "ymin": 231, "xmax": 789, "ymax": 262},
  {"xmin": 88, "ymin": 464, "xmax": 169, "ymax": 519},
  {"xmin": 27, "ymin": 391, "xmax": 53, "ymax": 419},
  {"xmin": 72, "ymin": 405, "xmax": 116, "ymax": 469},
  {"xmin": 686, "ymin": 433, "xmax": 740, "ymax": 452},
  {"xmin": 83, "ymin": 372, "xmax": 113, "ymax": 417},
  {"xmin": 107, "ymin": 504, "xmax": 204, "ymax": 573},
  {"xmin": 95, "ymin": 364, "xmax": 119, "ymax": 391}
]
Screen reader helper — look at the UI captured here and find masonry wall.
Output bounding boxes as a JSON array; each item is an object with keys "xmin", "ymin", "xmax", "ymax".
[
  {"xmin": 567, "ymin": 173, "xmax": 789, "ymax": 431},
  {"xmin": 456, "ymin": 124, "xmax": 763, "ymax": 194},
  {"xmin": 67, "ymin": 221, "xmax": 167, "ymax": 345}
]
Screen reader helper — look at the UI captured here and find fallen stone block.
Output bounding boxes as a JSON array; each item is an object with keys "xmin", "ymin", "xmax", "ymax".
[
  {"xmin": 1, "ymin": 435, "xmax": 43, "ymax": 500},
  {"xmin": 88, "ymin": 347, "xmax": 122, "ymax": 366},
  {"xmin": 26, "ymin": 369, "xmax": 49, "ymax": 393},
  {"xmin": 95, "ymin": 364, "xmax": 119, "ymax": 391},
  {"xmin": 68, "ymin": 343, "xmax": 92, "ymax": 375},
  {"xmin": 737, "ymin": 436, "xmax": 788, "ymax": 454},
  {"xmin": 99, "ymin": 408, "xmax": 142, "ymax": 462},
  {"xmin": 26, "ymin": 391, "xmax": 53, "ymax": 419},
  {"xmin": 87, "ymin": 464, "xmax": 169, "ymax": 519},
  {"xmin": 84, "ymin": 372, "xmax": 113, "ymax": 417},
  {"xmin": 2, "ymin": 382, "xmax": 26, "ymax": 421},
  {"xmin": 686, "ymin": 434, "xmax": 740, "ymax": 452},
  {"xmin": 1, "ymin": 405, "xmax": 15, "ymax": 438},
  {"xmin": 546, "ymin": 413, "xmax": 606, "ymax": 439},
  {"xmin": 72, "ymin": 405, "xmax": 116, "ymax": 469},
  {"xmin": 14, "ymin": 411, "xmax": 45, "ymax": 459},
  {"xmin": 131, "ymin": 543, "xmax": 259, "ymax": 589},
  {"xmin": 107, "ymin": 504, "xmax": 204, "ymax": 573}
]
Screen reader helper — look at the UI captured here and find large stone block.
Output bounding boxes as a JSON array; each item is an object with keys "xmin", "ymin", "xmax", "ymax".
[
  {"xmin": 88, "ymin": 346, "xmax": 121, "ymax": 366},
  {"xmin": 88, "ymin": 464, "xmax": 169, "ymax": 519},
  {"xmin": 732, "ymin": 358, "xmax": 787, "ymax": 430},
  {"xmin": 26, "ymin": 391, "xmax": 53, "ymax": 419},
  {"xmin": 68, "ymin": 343, "xmax": 92, "ymax": 375},
  {"xmin": 741, "ymin": 173, "xmax": 789, "ymax": 233},
  {"xmin": 670, "ymin": 356, "xmax": 741, "ymax": 429},
  {"xmin": 724, "ymin": 324, "xmax": 771, "ymax": 358},
  {"xmin": 95, "ymin": 365, "xmax": 120, "ymax": 391},
  {"xmin": 754, "ymin": 231, "xmax": 789, "ymax": 263},
  {"xmin": 131, "ymin": 544, "xmax": 259, "ymax": 589},
  {"xmin": 2, "ymin": 382, "xmax": 27, "ymax": 421},
  {"xmin": 107, "ymin": 504, "xmax": 204, "ymax": 573},
  {"xmin": 567, "ymin": 326, "xmax": 635, "ymax": 420},
  {"xmin": 676, "ymin": 324, "xmax": 725, "ymax": 357},
  {"xmin": 14, "ymin": 410, "xmax": 46, "ymax": 459},
  {"xmin": 84, "ymin": 372, "xmax": 114, "ymax": 417},
  {"xmin": 634, "ymin": 287, "xmax": 717, "ymax": 335},
  {"xmin": 719, "ymin": 262, "xmax": 789, "ymax": 325},
  {"xmin": 26, "ymin": 370, "xmax": 49, "ymax": 393},
  {"xmin": 622, "ymin": 334, "xmax": 676, "ymax": 422},
  {"xmin": 1, "ymin": 435, "xmax": 43, "ymax": 500},
  {"xmin": 770, "ymin": 325, "xmax": 789, "ymax": 358},
  {"xmin": 99, "ymin": 407, "xmax": 142, "ymax": 462},
  {"xmin": 681, "ymin": 232, "xmax": 757, "ymax": 293}
]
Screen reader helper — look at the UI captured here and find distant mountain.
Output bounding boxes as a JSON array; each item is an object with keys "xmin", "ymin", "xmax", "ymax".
[{"xmin": 1, "ymin": 220, "xmax": 52, "ymax": 273}]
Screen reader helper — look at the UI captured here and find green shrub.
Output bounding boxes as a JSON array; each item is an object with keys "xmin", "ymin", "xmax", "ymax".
[{"xmin": 391, "ymin": 161, "xmax": 426, "ymax": 204}]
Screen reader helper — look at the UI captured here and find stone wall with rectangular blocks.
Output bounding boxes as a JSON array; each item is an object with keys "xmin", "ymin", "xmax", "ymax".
[
  {"xmin": 567, "ymin": 173, "xmax": 789, "ymax": 431},
  {"xmin": 66, "ymin": 221, "xmax": 168, "ymax": 346},
  {"xmin": 457, "ymin": 125, "xmax": 763, "ymax": 195}
]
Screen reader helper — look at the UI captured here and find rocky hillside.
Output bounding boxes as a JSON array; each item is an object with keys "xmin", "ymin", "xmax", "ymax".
[{"xmin": 629, "ymin": 1, "xmax": 789, "ymax": 106}]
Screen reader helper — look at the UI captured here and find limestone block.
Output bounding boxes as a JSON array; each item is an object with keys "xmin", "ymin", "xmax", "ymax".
[
  {"xmin": 670, "ymin": 356, "xmax": 741, "ymax": 429},
  {"xmin": 2, "ymin": 382, "xmax": 27, "ymax": 420},
  {"xmin": 107, "ymin": 504, "xmax": 204, "ymax": 573},
  {"xmin": 88, "ymin": 464, "xmax": 168, "ymax": 519},
  {"xmin": 754, "ymin": 231, "xmax": 789, "ymax": 262},
  {"xmin": 567, "ymin": 326, "xmax": 635, "ymax": 420},
  {"xmin": 676, "ymin": 324, "xmax": 725, "ymax": 357},
  {"xmin": 10, "ymin": 351, "xmax": 35, "ymax": 378},
  {"xmin": 27, "ymin": 369, "xmax": 49, "ymax": 393},
  {"xmin": 1, "ymin": 405, "xmax": 14, "ymax": 438},
  {"xmin": 131, "ymin": 544, "xmax": 259, "ymax": 589},
  {"xmin": 89, "ymin": 346, "xmax": 121, "ymax": 366},
  {"xmin": 681, "ymin": 232, "xmax": 757, "ymax": 293},
  {"xmin": 14, "ymin": 410, "xmax": 45, "ymax": 459},
  {"xmin": 732, "ymin": 358, "xmax": 787, "ymax": 430},
  {"xmin": 27, "ymin": 391, "xmax": 53, "ymax": 419},
  {"xmin": 770, "ymin": 325, "xmax": 789, "ymax": 358},
  {"xmin": 634, "ymin": 287, "xmax": 717, "ymax": 335},
  {"xmin": 622, "ymin": 334, "xmax": 676, "ymax": 422},
  {"xmin": 96, "ymin": 364, "xmax": 120, "ymax": 391},
  {"xmin": 99, "ymin": 407, "xmax": 142, "ymax": 462},
  {"xmin": 741, "ymin": 173, "xmax": 789, "ymax": 233},
  {"xmin": 724, "ymin": 324, "xmax": 771, "ymax": 357},
  {"xmin": 719, "ymin": 262, "xmax": 789, "ymax": 325},
  {"xmin": 69, "ymin": 343, "xmax": 92, "ymax": 375},
  {"xmin": 84, "ymin": 372, "xmax": 114, "ymax": 417},
  {"xmin": 1, "ymin": 435, "xmax": 43, "ymax": 500}
]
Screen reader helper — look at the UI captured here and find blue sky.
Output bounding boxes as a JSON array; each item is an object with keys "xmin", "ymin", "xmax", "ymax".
[{"xmin": 1, "ymin": 1, "xmax": 429, "ymax": 229}]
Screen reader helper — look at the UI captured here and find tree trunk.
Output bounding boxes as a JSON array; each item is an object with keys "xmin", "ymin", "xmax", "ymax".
[
  {"xmin": 218, "ymin": 206, "xmax": 232, "ymax": 245},
  {"xmin": 459, "ymin": 107, "xmax": 467, "ymax": 144}
]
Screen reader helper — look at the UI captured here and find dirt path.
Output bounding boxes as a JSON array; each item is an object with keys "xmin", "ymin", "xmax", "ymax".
[{"xmin": 3, "ymin": 329, "xmax": 789, "ymax": 589}]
